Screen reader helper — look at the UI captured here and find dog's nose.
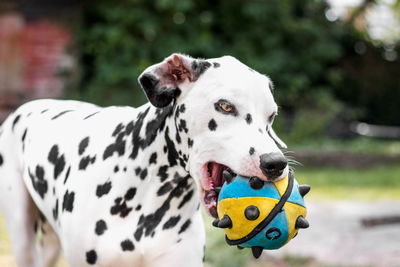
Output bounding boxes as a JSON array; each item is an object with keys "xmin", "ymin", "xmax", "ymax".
[{"xmin": 259, "ymin": 152, "xmax": 287, "ymax": 180}]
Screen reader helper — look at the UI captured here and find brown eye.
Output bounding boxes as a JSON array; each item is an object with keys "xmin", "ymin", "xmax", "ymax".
[
  {"xmin": 214, "ymin": 99, "xmax": 238, "ymax": 116},
  {"xmin": 219, "ymin": 103, "xmax": 234, "ymax": 113}
]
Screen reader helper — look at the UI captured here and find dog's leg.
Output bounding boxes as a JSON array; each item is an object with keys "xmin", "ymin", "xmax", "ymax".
[
  {"xmin": 0, "ymin": 177, "xmax": 41, "ymax": 267},
  {"xmin": 38, "ymin": 220, "xmax": 61, "ymax": 267},
  {"xmin": 0, "ymin": 119, "xmax": 41, "ymax": 267}
]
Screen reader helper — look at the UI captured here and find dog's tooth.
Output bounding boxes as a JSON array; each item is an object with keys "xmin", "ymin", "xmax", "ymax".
[
  {"xmin": 214, "ymin": 186, "xmax": 222, "ymax": 193},
  {"xmin": 206, "ymin": 190, "xmax": 217, "ymax": 198}
]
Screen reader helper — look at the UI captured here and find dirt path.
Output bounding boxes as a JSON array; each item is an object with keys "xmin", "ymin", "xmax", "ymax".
[{"xmin": 272, "ymin": 201, "xmax": 400, "ymax": 266}]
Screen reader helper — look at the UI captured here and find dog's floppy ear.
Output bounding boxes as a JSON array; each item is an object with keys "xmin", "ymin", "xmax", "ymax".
[
  {"xmin": 268, "ymin": 127, "xmax": 287, "ymax": 149},
  {"xmin": 138, "ymin": 53, "xmax": 211, "ymax": 108}
]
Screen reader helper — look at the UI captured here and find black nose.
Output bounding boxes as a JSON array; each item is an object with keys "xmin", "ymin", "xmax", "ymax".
[{"xmin": 259, "ymin": 152, "xmax": 287, "ymax": 180}]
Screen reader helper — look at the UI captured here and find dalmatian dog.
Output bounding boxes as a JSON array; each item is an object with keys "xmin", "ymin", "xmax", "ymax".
[{"xmin": 0, "ymin": 53, "xmax": 289, "ymax": 267}]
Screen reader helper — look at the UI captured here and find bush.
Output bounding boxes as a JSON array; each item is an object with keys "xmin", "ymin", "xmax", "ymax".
[{"xmin": 75, "ymin": 0, "xmax": 348, "ymax": 112}]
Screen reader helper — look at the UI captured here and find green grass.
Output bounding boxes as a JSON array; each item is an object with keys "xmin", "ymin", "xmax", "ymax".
[
  {"xmin": 295, "ymin": 164, "xmax": 400, "ymax": 200},
  {"xmin": 290, "ymin": 137, "xmax": 400, "ymax": 155}
]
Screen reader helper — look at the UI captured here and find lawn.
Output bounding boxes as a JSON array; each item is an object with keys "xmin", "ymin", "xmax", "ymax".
[
  {"xmin": 296, "ymin": 164, "xmax": 400, "ymax": 200},
  {"xmin": 290, "ymin": 137, "xmax": 400, "ymax": 155},
  {"xmin": 1, "ymin": 163, "xmax": 399, "ymax": 266}
]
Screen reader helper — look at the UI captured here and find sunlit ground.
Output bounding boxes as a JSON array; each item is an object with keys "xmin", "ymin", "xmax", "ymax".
[{"xmin": 1, "ymin": 163, "xmax": 399, "ymax": 266}]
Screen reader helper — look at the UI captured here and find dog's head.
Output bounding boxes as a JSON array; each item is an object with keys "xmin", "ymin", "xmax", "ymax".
[{"xmin": 139, "ymin": 53, "xmax": 288, "ymax": 217}]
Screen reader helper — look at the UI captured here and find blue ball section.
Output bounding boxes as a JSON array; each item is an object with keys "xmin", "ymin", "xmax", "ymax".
[
  {"xmin": 241, "ymin": 209, "xmax": 289, "ymax": 250},
  {"xmin": 286, "ymin": 179, "xmax": 305, "ymax": 207},
  {"xmin": 218, "ymin": 176, "xmax": 281, "ymax": 201}
]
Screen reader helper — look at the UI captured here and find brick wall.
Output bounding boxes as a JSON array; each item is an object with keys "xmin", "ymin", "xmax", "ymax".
[{"xmin": 0, "ymin": 1, "xmax": 77, "ymax": 121}]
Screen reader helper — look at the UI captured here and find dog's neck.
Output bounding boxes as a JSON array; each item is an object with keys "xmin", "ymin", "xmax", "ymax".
[
  {"xmin": 123, "ymin": 102, "xmax": 200, "ymax": 239},
  {"xmin": 132, "ymin": 102, "xmax": 191, "ymax": 174}
]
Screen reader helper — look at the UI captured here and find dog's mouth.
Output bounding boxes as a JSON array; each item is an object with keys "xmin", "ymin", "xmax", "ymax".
[{"xmin": 201, "ymin": 162, "xmax": 235, "ymax": 218}]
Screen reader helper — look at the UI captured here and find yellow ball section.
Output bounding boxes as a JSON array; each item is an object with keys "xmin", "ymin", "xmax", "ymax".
[
  {"xmin": 217, "ymin": 197, "xmax": 279, "ymax": 240},
  {"xmin": 283, "ymin": 202, "xmax": 307, "ymax": 241}
]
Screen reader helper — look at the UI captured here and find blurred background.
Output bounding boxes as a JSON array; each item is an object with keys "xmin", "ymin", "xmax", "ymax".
[{"xmin": 0, "ymin": 0, "xmax": 399, "ymax": 266}]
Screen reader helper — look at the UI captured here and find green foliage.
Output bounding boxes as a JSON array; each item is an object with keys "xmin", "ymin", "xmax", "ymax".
[
  {"xmin": 76, "ymin": 0, "xmax": 348, "ymax": 111},
  {"xmin": 277, "ymin": 91, "xmax": 342, "ymax": 144}
]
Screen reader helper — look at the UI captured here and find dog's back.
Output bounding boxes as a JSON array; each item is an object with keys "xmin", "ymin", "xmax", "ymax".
[{"xmin": 0, "ymin": 98, "xmax": 203, "ymax": 267}]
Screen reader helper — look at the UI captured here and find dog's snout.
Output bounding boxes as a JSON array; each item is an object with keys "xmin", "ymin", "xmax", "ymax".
[{"xmin": 259, "ymin": 152, "xmax": 287, "ymax": 180}]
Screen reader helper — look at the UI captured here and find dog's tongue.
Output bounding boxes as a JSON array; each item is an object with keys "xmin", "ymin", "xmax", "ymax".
[{"xmin": 210, "ymin": 162, "xmax": 223, "ymax": 185}]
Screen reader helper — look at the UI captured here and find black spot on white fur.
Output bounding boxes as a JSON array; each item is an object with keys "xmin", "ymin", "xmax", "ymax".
[
  {"xmin": 110, "ymin": 197, "xmax": 133, "ymax": 218},
  {"xmin": 0, "ymin": 153, "xmax": 3, "ymax": 166},
  {"xmin": 179, "ymin": 219, "xmax": 191, "ymax": 234},
  {"xmin": 21, "ymin": 129, "xmax": 27, "ymax": 143},
  {"xmin": 28, "ymin": 166, "xmax": 48, "ymax": 199},
  {"xmin": 245, "ymin": 113, "xmax": 252, "ymax": 124},
  {"xmin": 52, "ymin": 199, "xmax": 59, "ymax": 221},
  {"xmin": 149, "ymin": 152, "xmax": 157, "ymax": 164},
  {"xmin": 140, "ymin": 168, "xmax": 148, "ymax": 180},
  {"xmin": 48, "ymin": 145, "xmax": 66, "ymax": 180},
  {"xmin": 164, "ymin": 127, "xmax": 180, "ymax": 167},
  {"xmin": 208, "ymin": 119, "xmax": 217, "ymax": 131},
  {"xmin": 103, "ymin": 130, "xmax": 126, "ymax": 160},
  {"xmin": 179, "ymin": 104, "xmax": 186, "ymax": 113},
  {"xmin": 12, "ymin": 115, "xmax": 21, "ymax": 131},
  {"xmin": 129, "ymin": 106, "xmax": 173, "ymax": 160},
  {"xmin": 51, "ymin": 110, "xmax": 74, "ymax": 120},
  {"xmin": 134, "ymin": 175, "xmax": 191, "ymax": 241},
  {"xmin": 121, "ymin": 239, "xmax": 135, "ymax": 251},
  {"xmin": 191, "ymin": 60, "xmax": 211, "ymax": 76},
  {"xmin": 83, "ymin": 111, "xmax": 99, "ymax": 120},
  {"xmin": 63, "ymin": 166, "xmax": 71, "ymax": 184},
  {"xmin": 95, "ymin": 220, "xmax": 107, "ymax": 235},
  {"xmin": 178, "ymin": 119, "xmax": 188, "ymax": 133},
  {"xmin": 163, "ymin": 215, "xmax": 181, "ymax": 230},
  {"xmin": 112, "ymin": 123, "xmax": 124, "ymax": 137},
  {"xmin": 187, "ymin": 138, "xmax": 194, "ymax": 148},
  {"xmin": 86, "ymin": 250, "xmax": 97, "ymax": 265},
  {"xmin": 157, "ymin": 182, "xmax": 173, "ymax": 196},
  {"xmin": 135, "ymin": 167, "xmax": 148, "ymax": 180},
  {"xmin": 96, "ymin": 181, "xmax": 112, "ymax": 198},
  {"xmin": 79, "ymin": 155, "xmax": 96, "ymax": 170},
  {"xmin": 158, "ymin": 165, "xmax": 169, "ymax": 182},
  {"xmin": 78, "ymin": 137, "xmax": 89, "ymax": 155},
  {"xmin": 124, "ymin": 187, "xmax": 137, "ymax": 201},
  {"xmin": 249, "ymin": 147, "xmax": 255, "ymax": 155},
  {"xmin": 178, "ymin": 189, "xmax": 194, "ymax": 209},
  {"xmin": 62, "ymin": 190, "xmax": 75, "ymax": 212}
]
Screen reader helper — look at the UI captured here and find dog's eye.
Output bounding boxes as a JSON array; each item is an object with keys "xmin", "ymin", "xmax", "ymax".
[
  {"xmin": 219, "ymin": 103, "xmax": 234, "ymax": 113},
  {"xmin": 214, "ymin": 100, "xmax": 237, "ymax": 115}
]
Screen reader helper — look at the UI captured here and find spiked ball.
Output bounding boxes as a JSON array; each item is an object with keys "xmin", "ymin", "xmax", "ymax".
[{"xmin": 212, "ymin": 171, "xmax": 310, "ymax": 259}]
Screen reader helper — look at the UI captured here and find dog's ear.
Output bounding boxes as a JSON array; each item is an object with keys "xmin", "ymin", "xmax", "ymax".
[
  {"xmin": 138, "ymin": 53, "xmax": 211, "ymax": 108},
  {"xmin": 268, "ymin": 127, "xmax": 287, "ymax": 149}
]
